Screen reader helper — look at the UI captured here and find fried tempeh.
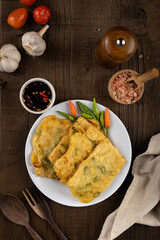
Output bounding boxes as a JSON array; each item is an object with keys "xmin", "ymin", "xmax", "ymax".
[
  {"xmin": 32, "ymin": 115, "xmax": 72, "ymax": 178},
  {"xmin": 49, "ymin": 117, "xmax": 103, "ymax": 165},
  {"xmin": 67, "ymin": 140, "xmax": 126, "ymax": 203},
  {"xmin": 54, "ymin": 126, "xmax": 106, "ymax": 184}
]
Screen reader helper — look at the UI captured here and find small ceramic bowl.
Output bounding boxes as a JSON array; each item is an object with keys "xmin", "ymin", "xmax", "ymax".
[
  {"xmin": 19, "ymin": 78, "xmax": 56, "ymax": 114},
  {"xmin": 108, "ymin": 69, "xmax": 144, "ymax": 104}
]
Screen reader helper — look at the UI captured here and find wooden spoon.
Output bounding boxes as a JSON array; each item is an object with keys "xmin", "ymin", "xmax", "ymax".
[
  {"xmin": 126, "ymin": 68, "xmax": 159, "ymax": 90},
  {"xmin": 0, "ymin": 194, "xmax": 43, "ymax": 240},
  {"xmin": 108, "ymin": 68, "xmax": 159, "ymax": 104}
]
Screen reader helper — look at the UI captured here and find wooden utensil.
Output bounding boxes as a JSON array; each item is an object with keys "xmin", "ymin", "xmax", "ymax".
[
  {"xmin": 126, "ymin": 68, "xmax": 159, "ymax": 90},
  {"xmin": 0, "ymin": 194, "xmax": 43, "ymax": 240},
  {"xmin": 108, "ymin": 68, "xmax": 159, "ymax": 104},
  {"xmin": 22, "ymin": 189, "xmax": 68, "ymax": 240}
]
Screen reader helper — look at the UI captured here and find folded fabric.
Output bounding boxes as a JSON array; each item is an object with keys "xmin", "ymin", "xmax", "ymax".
[{"xmin": 98, "ymin": 133, "xmax": 160, "ymax": 240}]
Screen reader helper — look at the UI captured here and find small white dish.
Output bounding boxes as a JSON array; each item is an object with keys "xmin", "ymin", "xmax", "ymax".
[{"xmin": 19, "ymin": 78, "xmax": 56, "ymax": 114}]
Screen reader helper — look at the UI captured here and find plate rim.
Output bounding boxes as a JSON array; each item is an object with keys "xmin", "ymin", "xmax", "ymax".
[{"xmin": 25, "ymin": 99, "xmax": 132, "ymax": 207}]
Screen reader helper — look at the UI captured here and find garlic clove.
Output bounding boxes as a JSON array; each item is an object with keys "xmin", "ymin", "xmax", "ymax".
[
  {"xmin": 29, "ymin": 40, "xmax": 46, "ymax": 56},
  {"xmin": 22, "ymin": 32, "xmax": 46, "ymax": 56},
  {"xmin": 1, "ymin": 44, "xmax": 18, "ymax": 52},
  {"xmin": 3, "ymin": 49, "xmax": 21, "ymax": 63},
  {"xmin": 1, "ymin": 58, "xmax": 19, "ymax": 73},
  {"xmin": 22, "ymin": 25, "xmax": 49, "ymax": 57},
  {"xmin": 0, "ymin": 44, "xmax": 21, "ymax": 73},
  {"xmin": 22, "ymin": 31, "xmax": 37, "ymax": 45},
  {"xmin": 22, "ymin": 44, "xmax": 34, "ymax": 56}
]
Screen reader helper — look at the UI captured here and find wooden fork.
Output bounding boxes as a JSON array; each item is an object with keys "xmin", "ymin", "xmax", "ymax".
[
  {"xmin": 22, "ymin": 189, "xmax": 68, "ymax": 240},
  {"xmin": 126, "ymin": 68, "xmax": 159, "ymax": 90}
]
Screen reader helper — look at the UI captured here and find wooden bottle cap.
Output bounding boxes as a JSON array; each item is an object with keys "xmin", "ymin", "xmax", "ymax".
[{"xmin": 104, "ymin": 26, "xmax": 137, "ymax": 61}]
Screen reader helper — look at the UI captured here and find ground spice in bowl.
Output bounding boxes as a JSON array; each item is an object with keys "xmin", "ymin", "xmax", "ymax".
[{"xmin": 112, "ymin": 71, "xmax": 142, "ymax": 104}]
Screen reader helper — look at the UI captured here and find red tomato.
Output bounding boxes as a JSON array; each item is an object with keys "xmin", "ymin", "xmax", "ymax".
[
  {"xmin": 7, "ymin": 8, "xmax": 28, "ymax": 29},
  {"xmin": 33, "ymin": 6, "xmax": 51, "ymax": 24},
  {"xmin": 20, "ymin": 0, "xmax": 36, "ymax": 6}
]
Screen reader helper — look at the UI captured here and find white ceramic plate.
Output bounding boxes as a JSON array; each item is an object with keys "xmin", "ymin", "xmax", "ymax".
[{"xmin": 25, "ymin": 100, "xmax": 132, "ymax": 207}]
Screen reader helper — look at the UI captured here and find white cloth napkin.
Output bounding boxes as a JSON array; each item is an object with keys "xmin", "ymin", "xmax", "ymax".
[{"xmin": 98, "ymin": 133, "xmax": 160, "ymax": 240}]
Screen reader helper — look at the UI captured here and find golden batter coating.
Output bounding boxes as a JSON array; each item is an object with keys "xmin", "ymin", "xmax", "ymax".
[
  {"xmin": 49, "ymin": 117, "xmax": 92, "ymax": 164},
  {"xmin": 67, "ymin": 140, "xmax": 126, "ymax": 203},
  {"xmin": 53, "ymin": 131, "xmax": 94, "ymax": 184},
  {"xmin": 32, "ymin": 152, "xmax": 57, "ymax": 178},
  {"xmin": 87, "ymin": 118, "xmax": 102, "ymax": 131},
  {"xmin": 49, "ymin": 117, "xmax": 103, "ymax": 165},
  {"xmin": 54, "ymin": 126, "xmax": 106, "ymax": 184},
  {"xmin": 32, "ymin": 115, "xmax": 72, "ymax": 178}
]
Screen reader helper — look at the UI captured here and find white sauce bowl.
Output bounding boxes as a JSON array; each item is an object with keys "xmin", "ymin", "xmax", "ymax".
[{"xmin": 19, "ymin": 78, "xmax": 56, "ymax": 114}]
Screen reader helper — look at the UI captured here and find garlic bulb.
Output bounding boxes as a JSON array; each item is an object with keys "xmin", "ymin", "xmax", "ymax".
[
  {"xmin": 0, "ymin": 44, "xmax": 21, "ymax": 73},
  {"xmin": 22, "ymin": 25, "xmax": 49, "ymax": 57}
]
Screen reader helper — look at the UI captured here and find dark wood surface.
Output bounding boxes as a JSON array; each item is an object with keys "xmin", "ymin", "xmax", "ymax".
[{"xmin": 1, "ymin": 0, "xmax": 160, "ymax": 239}]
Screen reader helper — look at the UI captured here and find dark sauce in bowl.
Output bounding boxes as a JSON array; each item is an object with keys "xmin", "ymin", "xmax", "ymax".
[{"xmin": 23, "ymin": 81, "xmax": 52, "ymax": 112}]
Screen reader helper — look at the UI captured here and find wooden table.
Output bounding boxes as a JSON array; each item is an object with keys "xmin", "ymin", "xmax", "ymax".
[{"xmin": 1, "ymin": 0, "xmax": 160, "ymax": 239}]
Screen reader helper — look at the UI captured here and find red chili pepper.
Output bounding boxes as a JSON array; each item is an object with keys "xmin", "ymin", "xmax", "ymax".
[
  {"xmin": 68, "ymin": 100, "xmax": 76, "ymax": 116},
  {"xmin": 43, "ymin": 97, "xmax": 48, "ymax": 103},
  {"xmin": 40, "ymin": 92, "xmax": 48, "ymax": 97},
  {"xmin": 24, "ymin": 95, "xmax": 30, "ymax": 100}
]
